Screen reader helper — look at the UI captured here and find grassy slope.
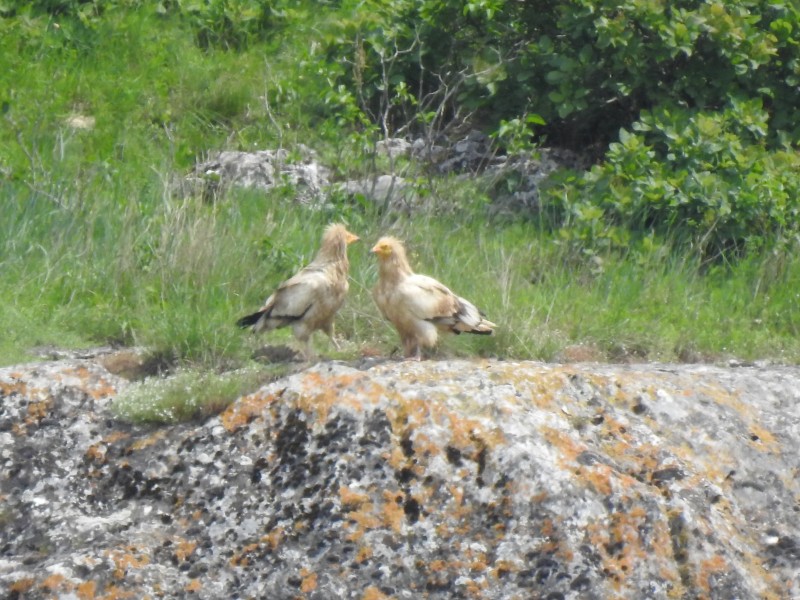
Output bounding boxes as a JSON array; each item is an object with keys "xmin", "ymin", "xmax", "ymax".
[{"xmin": 1, "ymin": 7, "xmax": 799, "ymax": 372}]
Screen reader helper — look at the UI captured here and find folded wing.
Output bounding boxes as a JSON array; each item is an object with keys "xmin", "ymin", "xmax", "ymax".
[
  {"xmin": 399, "ymin": 274, "xmax": 496, "ymax": 335},
  {"xmin": 237, "ymin": 224, "xmax": 359, "ymax": 358},
  {"xmin": 238, "ymin": 268, "xmax": 328, "ymax": 332}
]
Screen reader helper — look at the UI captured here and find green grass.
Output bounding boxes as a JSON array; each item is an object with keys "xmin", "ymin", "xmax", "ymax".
[
  {"xmin": 3, "ymin": 163, "xmax": 800, "ymax": 370},
  {"xmin": 2, "ymin": 5, "xmax": 799, "ymax": 383},
  {"xmin": 110, "ymin": 364, "xmax": 289, "ymax": 424}
]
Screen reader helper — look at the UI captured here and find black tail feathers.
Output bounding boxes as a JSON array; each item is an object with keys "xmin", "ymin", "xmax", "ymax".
[{"xmin": 236, "ymin": 310, "xmax": 263, "ymax": 328}]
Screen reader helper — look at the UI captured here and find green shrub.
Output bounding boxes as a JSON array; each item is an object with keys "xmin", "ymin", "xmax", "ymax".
[
  {"xmin": 409, "ymin": 0, "xmax": 800, "ymax": 149},
  {"xmin": 544, "ymin": 98, "xmax": 800, "ymax": 258}
]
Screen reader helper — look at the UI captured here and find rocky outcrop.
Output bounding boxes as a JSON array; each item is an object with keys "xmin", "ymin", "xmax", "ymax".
[
  {"xmin": 189, "ymin": 147, "xmax": 332, "ymax": 203},
  {"xmin": 184, "ymin": 136, "xmax": 585, "ymax": 215},
  {"xmin": 334, "ymin": 174, "xmax": 419, "ymax": 213},
  {"xmin": 2, "ymin": 358, "xmax": 799, "ymax": 599}
]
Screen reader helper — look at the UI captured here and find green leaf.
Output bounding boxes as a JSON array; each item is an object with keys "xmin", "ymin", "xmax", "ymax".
[{"xmin": 526, "ymin": 113, "xmax": 546, "ymax": 126}]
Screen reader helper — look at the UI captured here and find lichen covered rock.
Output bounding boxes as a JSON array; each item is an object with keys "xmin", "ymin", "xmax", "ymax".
[{"xmin": 2, "ymin": 359, "xmax": 799, "ymax": 598}]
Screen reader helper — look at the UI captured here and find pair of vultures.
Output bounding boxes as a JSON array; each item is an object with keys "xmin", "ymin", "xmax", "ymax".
[{"xmin": 237, "ymin": 224, "xmax": 495, "ymax": 360}]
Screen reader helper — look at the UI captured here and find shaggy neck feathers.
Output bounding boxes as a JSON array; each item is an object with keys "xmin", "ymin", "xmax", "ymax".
[{"xmin": 313, "ymin": 226, "xmax": 350, "ymax": 267}]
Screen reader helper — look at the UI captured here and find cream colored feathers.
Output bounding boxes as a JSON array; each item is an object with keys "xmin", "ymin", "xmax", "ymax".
[
  {"xmin": 237, "ymin": 224, "xmax": 359, "ymax": 358},
  {"xmin": 371, "ymin": 236, "xmax": 495, "ymax": 359}
]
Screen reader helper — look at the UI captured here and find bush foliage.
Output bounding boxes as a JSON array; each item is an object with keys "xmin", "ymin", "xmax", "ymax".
[{"xmin": 305, "ymin": 0, "xmax": 800, "ymax": 255}]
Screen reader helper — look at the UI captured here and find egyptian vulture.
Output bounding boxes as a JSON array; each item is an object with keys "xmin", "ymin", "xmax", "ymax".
[
  {"xmin": 237, "ymin": 224, "xmax": 359, "ymax": 358},
  {"xmin": 371, "ymin": 236, "xmax": 495, "ymax": 359}
]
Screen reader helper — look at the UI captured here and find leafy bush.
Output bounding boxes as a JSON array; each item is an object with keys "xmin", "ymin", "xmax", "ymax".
[
  {"xmin": 544, "ymin": 98, "xmax": 800, "ymax": 258},
  {"xmin": 176, "ymin": 0, "xmax": 278, "ymax": 51},
  {"xmin": 356, "ymin": 0, "xmax": 800, "ymax": 150}
]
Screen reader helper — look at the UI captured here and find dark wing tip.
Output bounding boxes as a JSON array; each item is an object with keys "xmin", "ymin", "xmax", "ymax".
[
  {"xmin": 236, "ymin": 311, "xmax": 264, "ymax": 328},
  {"xmin": 470, "ymin": 328, "xmax": 494, "ymax": 336}
]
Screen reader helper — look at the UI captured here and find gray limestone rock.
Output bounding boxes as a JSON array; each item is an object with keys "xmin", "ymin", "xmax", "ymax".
[
  {"xmin": 334, "ymin": 174, "xmax": 418, "ymax": 212},
  {"xmin": 1, "ymin": 359, "xmax": 799, "ymax": 598},
  {"xmin": 183, "ymin": 139, "xmax": 583, "ymax": 216},
  {"xmin": 189, "ymin": 147, "xmax": 331, "ymax": 203}
]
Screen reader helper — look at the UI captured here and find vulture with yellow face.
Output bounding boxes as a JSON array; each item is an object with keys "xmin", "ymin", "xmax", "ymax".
[{"xmin": 371, "ymin": 236, "xmax": 495, "ymax": 359}]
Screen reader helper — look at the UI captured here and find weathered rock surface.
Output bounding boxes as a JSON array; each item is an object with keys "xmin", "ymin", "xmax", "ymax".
[
  {"xmin": 2, "ymin": 358, "xmax": 799, "ymax": 599},
  {"xmin": 190, "ymin": 147, "xmax": 332, "ymax": 203},
  {"xmin": 184, "ymin": 137, "xmax": 585, "ymax": 216},
  {"xmin": 334, "ymin": 174, "xmax": 419, "ymax": 212},
  {"xmin": 485, "ymin": 148, "xmax": 589, "ymax": 217}
]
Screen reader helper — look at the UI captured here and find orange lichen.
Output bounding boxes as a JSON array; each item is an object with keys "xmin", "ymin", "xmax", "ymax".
[
  {"xmin": 339, "ymin": 486, "xmax": 370, "ymax": 508},
  {"xmin": 266, "ymin": 527, "xmax": 285, "ymax": 550},
  {"xmin": 387, "ymin": 396, "xmax": 432, "ymax": 433},
  {"xmin": 88, "ymin": 379, "xmax": 119, "ymax": 400},
  {"xmin": 59, "ymin": 365, "xmax": 120, "ymax": 400},
  {"xmin": 77, "ymin": 580, "xmax": 97, "ymax": 600},
  {"xmin": 185, "ymin": 579, "xmax": 203, "ymax": 593},
  {"xmin": 578, "ymin": 465, "xmax": 612, "ymax": 496},
  {"xmin": 42, "ymin": 574, "xmax": 68, "ymax": 591},
  {"xmin": 447, "ymin": 415, "xmax": 504, "ymax": 454},
  {"xmin": 362, "ymin": 586, "xmax": 393, "ymax": 600},
  {"xmin": 85, "ymin": 443, "xmax": 108, "ymax": 464},
  {"xmin": 342, "ymin": 487, "xmax": 414, "ymax": 541},
  {"xmin": 691, "ymin": 380, "xmax": 784, "ymax": 457},
  {"xmin": 220, "ymin": 389, "xmax": 283, "ymax": 433},
  {"xmin": 748, "ymin": 424, "xmax": 780, "ymax": 453},
  {"xmin": 174, "ymin": 539, "xmax": 197, "ymax": 562},
  {"xmin": 5, "ymin": 381, "xmax": 52, "ymax": 403},
  {"xmin": 622, "ymin": 443, "xmax": 661, "ymax": 470},
  {"xmin": 464, "ymin": 577, "xmax": 489, "ymax": 595},
  {"xmin": 108, "ymin": 547, "xmax": 150, "ymax": 580},
  {"xmin": 385, "ymin": 445, "xmax": 407, "ymax": 471},
  {"xmin": 230, "ymin": 542, "xmax": 260, "ymax": 567},
  {"xmin": 130, "ymin": 430, "xmax": 167, "ymax": 451},
  {"xmin": 491, "ymin": 559, "xmax": 518, "ymax": 580},
  {"xmin": 579, "ymin": 465, "xmax": 638, "ymax": 496},
  {"xmin": 448, "ymin": 484, "xmax": 464, "ymax": 507},
  {"xmin": 69, "ymin": 366, "xmax": 92, "ymax": 380},
  {"xmin": 10, "ymin": 578, "xmax": 35, "ymax": 594},
  {"xmin": 429, "ymin": 559, "xmax": 448, "ymax": 572},
  {"xmin": 598, "ymin": 414, "xmax": 633, "ymax": 445},
  {"xmin": 230, "ymin": 527, "xmax": 286, "ymax": 566},
  {"xmin": 26, "ymin": 399, "xmax": 52, "ymax": 425},
  {"xmin": 300, "ymin": 568, "xmax": 318, "ymax": 593},
  {"xmin": 294, "ymin": 519, "xmax": 310, "ymax": 533},
  {"xmin": 541, "ymin": 426, "xmax": 587, "ymax": 465},
  {"xmin": 469, "ymin": 552, "xmax": 489, "ymax": 572},
  {"xmin": 586, "ymin": 505, "xmax": 656, "ymax": 591},
  {"xmin": 540, "ymin": 518, "xmax": 555, "ymax": 538},
  {"xmin": 697, "ymin": 555, "xmax": 729, "ymax": 595},
  {"xmin": 296, "ymin": 371, "xmax": 387, "ymax": 425},
  {"xmin": 105, "ymin": 431, "xmax": 130, "ymax": 444},
  {"xmin": 406, "ymin": 431, "xmax": 441, "ymax": 460},
  {"xmin": 0, "ymin": 379, "xmax": 27, "ymax": 398},
  {"xmin": 355, "ymin": 546, "xmax": 373, "ymax": 564},
  {"xmin": 345, "ymin": 503, "xmax": 381, "ymax": 542},
  {"xmin": 381, "ymin": 490, "xmax": 406, "ymax": 532},
  {"xmin": 497, "ymin": 368, "xmax": 563, "ymax": 410}
]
